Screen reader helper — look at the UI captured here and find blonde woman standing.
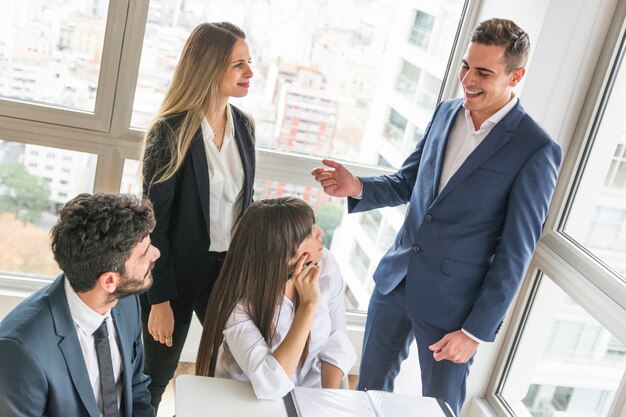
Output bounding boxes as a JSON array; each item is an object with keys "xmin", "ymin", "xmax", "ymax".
[{"xmin": 139, "ymin": 22, "xmax": 256, "ymax": 411}]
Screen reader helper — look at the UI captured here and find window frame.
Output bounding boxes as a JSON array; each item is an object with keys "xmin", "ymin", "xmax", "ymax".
[
  {"xmin": 0, "ymin": 0, "xmax": 132, "ymax": 132},
  {"xmin": 484, "ymin": 2, "xmax": 626, "ymax": 416}
]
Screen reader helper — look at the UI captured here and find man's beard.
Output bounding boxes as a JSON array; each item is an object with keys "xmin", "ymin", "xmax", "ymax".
[{"xmin": 108, "ymin": 268, "xmax": 153, "ymax": 302}]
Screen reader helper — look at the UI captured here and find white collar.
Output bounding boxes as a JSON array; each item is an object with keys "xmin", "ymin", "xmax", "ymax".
[
  {"xmin": 464, "ymin": 94, "xmax": 519, "ymax": 133},
  {"xmin": 64, "ymin": 276, "xmax": 111, "ymax": 335}
]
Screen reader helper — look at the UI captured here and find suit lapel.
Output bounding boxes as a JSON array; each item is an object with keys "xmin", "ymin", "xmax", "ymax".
[
  {"xmin": 49, "ymin": 275, "xmax": 100, "ymax": 417},
  {"xmin": 232, "ymin": 107, "xmax": 254, "ymax": 212},
  {"xmin": 112, "ymin": 305, "xmax": 131, "ymax": 417},
  {"xmin": 433, "ymin": 101, "xmax": 526, "ymax": 205},
  {"xmin": 430, "ymin": 102, "xmax": 463, "ymax": 201},
  {"xmin": 189, "ymin": 129, "xmax": 211, "ymax": 235}
]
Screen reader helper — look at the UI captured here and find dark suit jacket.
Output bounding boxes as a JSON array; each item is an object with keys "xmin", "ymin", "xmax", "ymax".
[
  {"xmin": 349, "ymin": 99, "xmax": 562, "ymax": 341},
  {"xmin": 141, "ymin": 105, "xmax": 256, "ymax": 321},
  {"xmin": 0, "ymin": 274, "xmax": 154, "ymax": 417}
]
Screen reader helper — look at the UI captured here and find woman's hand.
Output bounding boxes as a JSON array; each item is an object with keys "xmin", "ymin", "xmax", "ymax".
[
  {"xmin": 148, "ymin": 301, "xmax": 175, "ymax": 347},
  {"xmin": 291, "ymin": 253, "xmax": 321, "ymax": 309}
]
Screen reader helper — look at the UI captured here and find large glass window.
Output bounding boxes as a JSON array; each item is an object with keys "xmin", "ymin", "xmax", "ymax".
[
  {"xmin": 0, "ymin": 140, "xmax": 96, "ymax": 277},
  {"xmin": 0, "ymin": 0, "xmax": 109, "ymax": 111},
  {"xmin": 120, "ymin": 159, "xmax": 141, "ymax": 196},
  {"xmin": 395, "ymin": 60, "xmax": 421, "ymax": 99},
  {"xmin": 127, "ymin": 1, "xmax": 467, "ymax": 314},
  {"xmin": 383, "ymin": 107, "xmax": 408, "ymax": 146},
  {"xmin": 501, "ymin": 273, "xmax": 625, "ymax": 417},
  {"xmin": 561, "ymin": 33, "xmax": 626, "ymax": 280},
  {"xmin": 131, "ymin": 0, "xmax": 466, "ymax": 168},
  {"xmin": 408, "ymin": 10, "xmax": 435, "ymax": 49}
]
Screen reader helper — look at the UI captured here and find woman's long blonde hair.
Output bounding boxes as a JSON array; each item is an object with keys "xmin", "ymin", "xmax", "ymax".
[{"xmin": 140, "ymin": 22, "xmax": 246, "ymax": 187}]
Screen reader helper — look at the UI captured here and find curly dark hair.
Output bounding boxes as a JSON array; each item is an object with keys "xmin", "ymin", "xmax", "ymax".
[
  {"xmin": 50, "ymin": 193, "xmax": 156, "ymax": 293},
  {"xmin": 471, "ymin": 18, "xmax": 530, "ymax": 73}
]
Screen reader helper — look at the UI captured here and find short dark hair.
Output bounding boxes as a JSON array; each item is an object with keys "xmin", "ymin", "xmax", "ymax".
[
  {"xmin": 471, "ymin": 18, "xmax": 530, "ymax": 73},
  {"xmin": 50, "ymin": 193, "xmax": 156, "ymax": 293}
]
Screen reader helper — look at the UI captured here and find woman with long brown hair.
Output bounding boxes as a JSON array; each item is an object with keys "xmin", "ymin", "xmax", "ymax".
[
  {"xmin": 196, "ymin": 197, "xmax": 356, "ymax": 399},
  {"xmin": 139, "ymin": 22, "xmax": 256, "ymax": 411}
]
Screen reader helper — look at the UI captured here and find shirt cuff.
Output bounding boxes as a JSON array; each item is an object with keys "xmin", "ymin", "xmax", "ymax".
[
  {"xmin": 317, "ymin": 332, "xmax": 357, "ymax": 376},
  {"xmin": 461, "ymin": 328, "xmax": 484, "ymax": 344},
  {"xmin": 351, "ymin": 177, "xmax": 363, "ymax": 199}
]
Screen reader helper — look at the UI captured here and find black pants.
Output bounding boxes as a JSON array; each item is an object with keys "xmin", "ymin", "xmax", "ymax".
[{"xmin": 141, "ymin": 251, "xmax": 226, "ymax": 413}]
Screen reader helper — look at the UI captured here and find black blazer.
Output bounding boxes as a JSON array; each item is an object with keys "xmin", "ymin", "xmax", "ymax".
[{"xmin": 141, "ymin": 105, "xmax": 256, "ymax": 321}]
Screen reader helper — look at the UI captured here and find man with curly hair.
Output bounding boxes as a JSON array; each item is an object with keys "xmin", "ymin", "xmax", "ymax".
[{"xmin": 0, "ymin": 193, "xmax": 160, "ymax": 417}]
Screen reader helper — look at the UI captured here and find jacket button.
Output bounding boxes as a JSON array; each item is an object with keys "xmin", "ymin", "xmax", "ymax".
[
  {"xmin": 413, "ymin": 245, "xmax": 421, "ymax": 253},
  {"xmin": 424, "ymin": 213, "xmax": 433, "ymax": 222}
]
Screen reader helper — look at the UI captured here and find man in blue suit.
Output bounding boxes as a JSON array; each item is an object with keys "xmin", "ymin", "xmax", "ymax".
[
  {"xmin": 0, "ymin": 193, "xmax": 160, "ymax": 417},
  {"xmin": 312, "ymin": 18, "xmax": 562, "ymax": 416}
]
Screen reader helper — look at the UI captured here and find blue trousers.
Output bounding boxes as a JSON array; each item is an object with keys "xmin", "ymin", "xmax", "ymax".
[{"xmin": 357, "ymin": 279, "xmax": 472, "ymax": 417}]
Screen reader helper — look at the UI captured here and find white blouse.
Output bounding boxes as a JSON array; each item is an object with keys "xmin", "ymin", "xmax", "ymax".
[
  {"xmin": 215, "ymin": 248, "xmax": 356, "ymax": 400},
  {"xmin": 200, "ymin": 105, "xmax": 244, "ymax": 252}
]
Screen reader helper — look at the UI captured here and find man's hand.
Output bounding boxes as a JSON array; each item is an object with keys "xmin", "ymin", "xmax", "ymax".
[
  {"xmin": 429, "ymin": 330, "xmax": 478, "ymax": 364},
  {"xmin": 311, "ymin": 159, "xmax": 362, "ymax": 197},
  {"xmin": 147, "ymin": 301, "xmax": 175, "ymax": 347}
]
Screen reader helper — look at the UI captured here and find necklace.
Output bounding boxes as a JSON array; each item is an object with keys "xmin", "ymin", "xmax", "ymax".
[{"xmin": 208, "ymin": 109, "xmax": 227, "ymax": 150}]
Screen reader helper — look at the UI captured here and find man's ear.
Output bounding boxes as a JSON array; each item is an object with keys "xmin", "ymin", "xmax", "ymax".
[
  {"xmin": 97, "ymin": 271, "xmax": 120, "ymax": 294},
  {"xmin": 510, "ymin": 67, "xmax": 526, "ymax": 86}
]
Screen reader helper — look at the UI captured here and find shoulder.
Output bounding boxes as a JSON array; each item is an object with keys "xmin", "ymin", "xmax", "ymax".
[
  {"xmin": 515, "ymin": 109, "xmax": 561, "ymax": 154},
  {"xmin": 230, "ymin": 105, "xmax": 256, "ymax": 141},
  {"xmin": 318, "ymin": 248, "xmax": 344, "ymax": 294},
  {"xmin": 433, "ymin": 98, "xmax": 463, "ymax": 115},
  {"xmin": 0, "ymin": 284, "xmax": 56, "ymax": 344},
  {"xmin": 146, "ymin": 116, "xmax": 178, "ymax": 146},
  {"xmin": 114, "ymin": 294, "xmax": 140, "ymax": 316},
  {"xmin": 224, "ymin": 301, "xmax": 252, "ymax": 328}
]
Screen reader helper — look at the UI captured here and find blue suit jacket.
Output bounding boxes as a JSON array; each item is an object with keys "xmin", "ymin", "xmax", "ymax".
[
  {"xmin": 0, "ymin": 275, "xmax": 154, "ymax": 417},
  {"xmin": 349, "ymin": 99, "xmax": 562, "ymax": 342}
]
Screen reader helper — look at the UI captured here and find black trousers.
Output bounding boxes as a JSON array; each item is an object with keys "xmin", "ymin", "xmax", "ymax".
[{"xmin": 141, "ymin": 251, "xmax": 226, "ymax": 413}]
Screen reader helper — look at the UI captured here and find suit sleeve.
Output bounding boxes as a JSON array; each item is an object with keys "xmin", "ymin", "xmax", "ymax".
[
  {"xmin": 0, "ymin": 338, "xmax": 47, "ymax": 417},
  {"xmin": 462, "ymin": 140, "xmax": 562, "ymax": 341},
  {"xmin": 143, "ymin": 122, "xmax": 180, "ymax": 304},
  {"xmin": 130, "ymin": 297, "xmax": 156, "ymax": 417},
  {"xmin": 347, "ymin": 102, "xmax": 441, "ymax": 213}
]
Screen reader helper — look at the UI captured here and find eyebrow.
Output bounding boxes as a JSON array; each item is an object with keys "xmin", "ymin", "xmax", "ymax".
[
  {"xmin": 230, "ymin": 58, "xmax": 251, "ymax": 64},
  {"xmin": 461, "ymin": 59, "xmax": 496, "ymax": 74}
]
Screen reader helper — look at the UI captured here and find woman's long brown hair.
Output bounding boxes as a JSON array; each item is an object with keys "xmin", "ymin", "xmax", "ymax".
[{"xmin": 196, "ymin": 197, "xmax": 315, "ymax": 377}]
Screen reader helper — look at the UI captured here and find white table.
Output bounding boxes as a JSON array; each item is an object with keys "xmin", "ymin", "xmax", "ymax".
[
  {"xmin": 176, "ymin": 376, "xmax": 288, "ymax": 417},
  {"xmin": 175, "ymin": 375, "xmax": 454, "ymax": 417}
]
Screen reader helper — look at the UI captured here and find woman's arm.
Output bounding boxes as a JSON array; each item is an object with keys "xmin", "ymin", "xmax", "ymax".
[
  {"xmin": 220, "ymin": 256, "xmax": 320, "ymax": 400},
  {"xmin": 142, "ymin": 123, "xmax": 179, "ymax": 345},
  {"xmin": 272, "ymin": 255, "xmax": 321, "ymax": 378},
  {"xmin": 321, "ymin": 361, "xmax": 344, "ymax": 388}
]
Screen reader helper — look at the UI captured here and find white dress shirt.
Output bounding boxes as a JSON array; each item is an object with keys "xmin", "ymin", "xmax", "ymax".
[
  {"xmin": 438, "ymin": 95, "xmax": 518, "ymax": 343},
  {"xmin": 438, "ymin": 95, "xmax": 519, "ymax": 193},
  {"xmin": 201, "ymin": 104, "xmax": 245, "ymax": 252},
  {"xmin": 64, "ymin": 278, "xmax": 123, "ymax": 416},
  {"xmin": 215, "ymin": 248, "xmax": 357, "ymax": 399}
]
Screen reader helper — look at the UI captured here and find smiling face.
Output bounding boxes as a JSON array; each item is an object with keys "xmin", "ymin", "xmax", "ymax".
[
  {"xmin": 294, "ymin": 224, "xmax": 325, "ymax": 264},
  {"xmin": 459, "ymin": 42, "xmax": 525, "ymax": 129},
  {"xmin": 218, "ymin": 38, "xmax": 253, "ymax": 99}
]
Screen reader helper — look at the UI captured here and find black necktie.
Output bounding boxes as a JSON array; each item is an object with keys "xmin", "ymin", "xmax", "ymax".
[{"xmin": 93, "ymin": 319, "xmax": 119, "ymax": 417}]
